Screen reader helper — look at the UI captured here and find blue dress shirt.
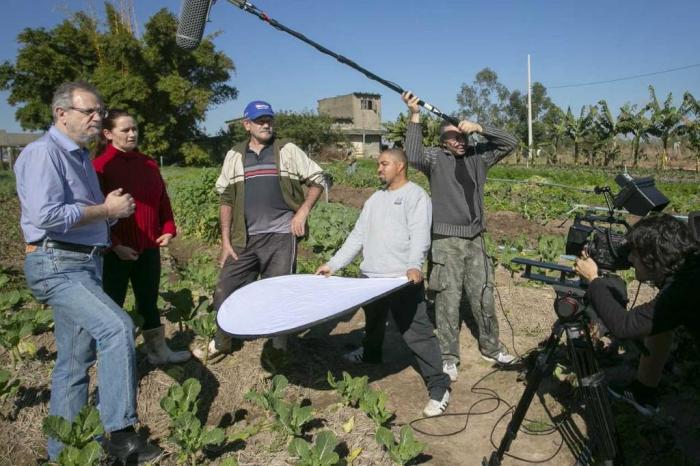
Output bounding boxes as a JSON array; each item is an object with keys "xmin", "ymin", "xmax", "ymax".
[{"xmin": 15, "ymin": 126, "xmax": 109, "ymax": 246}]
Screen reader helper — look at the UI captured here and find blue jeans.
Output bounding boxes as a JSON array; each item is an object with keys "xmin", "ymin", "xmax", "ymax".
[{"xmin": 23, "ymin": 248, "xmax": 138, "ymax": 459}]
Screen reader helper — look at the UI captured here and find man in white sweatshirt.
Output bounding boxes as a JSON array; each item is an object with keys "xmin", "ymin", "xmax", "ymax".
[{"xmin": 316, "ymin": 148, "xmax": 450, "ymax": 417}]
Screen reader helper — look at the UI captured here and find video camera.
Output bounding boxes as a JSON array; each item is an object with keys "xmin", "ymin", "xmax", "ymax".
[
  {"xmin": 565, "ymin": 173, "xmax": 669, "ymax": 271},
  {"xmin": 511, "ymin": 172, "xmax": 669, "ymax": 321}
]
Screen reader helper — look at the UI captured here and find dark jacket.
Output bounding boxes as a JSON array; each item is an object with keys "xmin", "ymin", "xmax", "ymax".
[
  {"xmin": 405, "ymin": 122, "xmax": 518, "ymax": 238},
  {"xmin": 587, "ymin": 254, "xmax": 700, "ymax": 345}
]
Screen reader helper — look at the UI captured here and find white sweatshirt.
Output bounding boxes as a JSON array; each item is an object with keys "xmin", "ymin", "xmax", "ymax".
[{"xmin": 327, "ymin": 181, "xmax": 431, "ymax": 278}]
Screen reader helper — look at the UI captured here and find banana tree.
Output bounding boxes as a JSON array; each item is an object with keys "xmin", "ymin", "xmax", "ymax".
[
  {"xmin": 383, "ymin": 113, "xmax": 445, "ymax": 148},
  {"xmin": 681, "ymin": 92, "xmax": 700, "ymax": 172},
  {"xmin": 542, "ymin": 106, "xmax": 567, "ymax": 164},
  {"xmin": 617, "ymin": 103, "xmax": 651, "ymax": 168},
  {"xmin": 383, "ymin": 114, "xmax": 408, "ymax": 146},
  {"xmin": 593, "ymin": 100, "xmax": 623, "ymax": 166},
  {"xmin": 565, "ymin": 106, "xmax": 596, "ymax": 164},
  {"xmin": 646, "ymin": 85, "xmax": 683, "ymax": 170}
]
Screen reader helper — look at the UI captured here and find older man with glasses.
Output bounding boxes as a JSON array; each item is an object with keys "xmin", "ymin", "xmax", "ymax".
[
  {"xmin": 194, "ymin": 100, "xmax": 327, "ymax": 358},
  {"xmin": 14, "ymin": 81, "xmax": 161, "ymax": 463},
  {"xmin": 399, "ymin": 91, "xmax": 519, "ymax": 382}
]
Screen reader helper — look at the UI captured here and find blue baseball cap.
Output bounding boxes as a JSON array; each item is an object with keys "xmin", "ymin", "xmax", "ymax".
[{"xmin": 243, "ymin": 100, "xmax": 274, "ymax": 120}]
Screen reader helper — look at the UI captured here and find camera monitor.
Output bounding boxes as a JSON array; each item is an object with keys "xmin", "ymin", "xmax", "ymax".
[{"xmin": 613, "ymin": 174, "xmax": 669, "ymax": 216}]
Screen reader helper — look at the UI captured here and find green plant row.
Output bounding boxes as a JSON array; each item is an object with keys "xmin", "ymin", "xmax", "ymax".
[{"xmin": 327, "ymin": 371, "xmax": 425, "ymax": 465}]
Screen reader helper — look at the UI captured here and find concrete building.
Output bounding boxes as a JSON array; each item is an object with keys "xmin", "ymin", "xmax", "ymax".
[
  {"xmin": 0, "ymin": 130, "xmax": 43, "ymax": 169},
  {"xmin": 318, "ymin": 92, "xmax": 384, "ymax": 158}
]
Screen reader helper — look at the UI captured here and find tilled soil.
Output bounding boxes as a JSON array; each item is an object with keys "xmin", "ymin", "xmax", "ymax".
[
  {"xmin": 0, "ymin": 264, "xmax": 668, "ymax": 465},
  {"xmin": 1, "ymin": 192, "xmax": 697, "ymax": 465}
]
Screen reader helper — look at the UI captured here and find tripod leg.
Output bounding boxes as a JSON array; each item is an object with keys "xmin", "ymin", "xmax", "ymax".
[
  {"xmin": 483, "ymin": 325, "xmax": 564, "ymax": 466},
  {"xmin": 565, "ymin": 324, "xmax": 618, "ymax": 464}
]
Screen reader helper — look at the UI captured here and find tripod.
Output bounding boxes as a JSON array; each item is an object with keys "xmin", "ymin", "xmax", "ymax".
[{"xmin": 483, "ymin": 317, "xmax": 618, "ymax": 466}]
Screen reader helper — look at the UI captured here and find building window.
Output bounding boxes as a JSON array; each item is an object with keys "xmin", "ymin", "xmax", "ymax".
[{"xmin": 361, "ymin": 99, "xmax": 374, "ymax": 110}]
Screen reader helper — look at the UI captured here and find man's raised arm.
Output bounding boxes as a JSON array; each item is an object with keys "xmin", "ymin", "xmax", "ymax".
[{"xmin": 401, "ymin": 92, "xmax": 436, "ymax": 176}]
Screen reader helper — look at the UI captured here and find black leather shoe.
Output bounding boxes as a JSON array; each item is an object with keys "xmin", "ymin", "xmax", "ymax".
[{"xmin": 105, "ymin": 430, "xmax": 162, "ymax": 464}]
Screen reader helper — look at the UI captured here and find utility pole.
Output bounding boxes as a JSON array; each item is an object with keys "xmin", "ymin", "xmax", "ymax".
[{"xmin": 527, "ymin": 54, "xmax": 533, "ymax": 168}]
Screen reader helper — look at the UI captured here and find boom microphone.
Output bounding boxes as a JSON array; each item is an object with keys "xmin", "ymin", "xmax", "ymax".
[
  {"xmin": 176, "ymin": 0, "xmax": 213, "ymax": 50},
  {"xmin": 176, "ymin": 0, "xmax": 459, "ymax": 126}
]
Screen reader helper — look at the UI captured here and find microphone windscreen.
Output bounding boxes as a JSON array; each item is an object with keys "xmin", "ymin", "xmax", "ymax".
[{"xmin": 176, "ymin": 0, "xmax": 213, "ymax": 50}]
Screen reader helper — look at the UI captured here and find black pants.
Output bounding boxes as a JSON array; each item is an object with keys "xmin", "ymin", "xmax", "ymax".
[
  {"xmin": 103, "ymin": 248, "xmax": 162, "ymax": 330},
  {"xmin": 213, "ymin": 233, "xmax": 297, "ymax": 312},
  {"xmin": 362, "ymin": 283, "xmax": 450, "ymax": 399}
]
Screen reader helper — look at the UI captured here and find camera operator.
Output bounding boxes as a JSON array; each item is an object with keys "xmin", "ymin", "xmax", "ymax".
[{"xmin": 573, "ymin": 213, "xmax": 700, "ymax": 416}]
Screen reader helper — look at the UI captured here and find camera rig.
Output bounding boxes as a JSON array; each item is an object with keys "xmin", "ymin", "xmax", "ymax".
[
  {"xmin": 565, "ymin": 173, "xmax": 669, "ymax": 271},
  {"xmin": 485, "ymin": 173, "xmax": 677, "ymax": 465},
  {"xmin": 484, "ymin": 258, "xmax": 619, "ymax": 466}
]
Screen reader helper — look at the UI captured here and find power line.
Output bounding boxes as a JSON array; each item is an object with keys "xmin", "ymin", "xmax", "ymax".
[{"xmin": 548, "ymin": 62, "xmax": 700, "ymax": 89}]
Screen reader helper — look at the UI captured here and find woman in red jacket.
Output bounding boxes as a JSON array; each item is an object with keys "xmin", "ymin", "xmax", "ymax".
[{"xmin": 93, "ymin": 109, "xmax": 191, "ymax": 364}]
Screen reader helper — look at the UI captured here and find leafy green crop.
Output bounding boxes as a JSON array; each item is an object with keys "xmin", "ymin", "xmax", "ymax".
[
  {"xmin": 327, "ymin": 371, "xmax": 392, "ymax": 427},
  {"xmin": 359, "ymin": 389, "xmax": 392, "ymax": 427},
  {"xmin": 160, "ymin": 378, "xmax": 201, "ymax": 419},
  {"xmin": 0, "ymin": 369, "xmax": 20, "ymax": 419},
  {"xmin": 301, "ymin": 203, "xmax": 361, "ymax": 275},
  {"xmin": 327, "ymin": 371, "xmax": 369, "ymax": 407},
  {"xmin": 319, "ymin": 161, "xmax": 699, "ymax": 222},
  {"xmin": 161, "ymin": 288, "xmax": 207, "ymax": 332},
  {"xmin": 42, "ymin": 406, "xmax": 104, "ymax": 466},
  {"xmin": 170, "ymin": 411, "xmax": 226, "ymax": 465},
  {"xmin": 288, "ymin": 430, "xmax": 340, "ymax": 466},
  {"xmin": 0, "ymin": 268, "xmax": 52, "ymax": 368},
  {"xmin": 375, "ymin": 426, "xmax": 425, "ymax": 465},
  {"xmin": 187, "ymin": 311, "xmax": 217, "ymax": 364},
  {"xmin": 160, "ymin": 378, "xmax": 225, "ymax": 465},
  {"xmin": 245, "ymin": 374, "xmax": 288, "ymax": 413},
  {"xmin": 273, "ymin": 399, "xmax": 314, "ymax": 437},
  {"xmin": 178, "ymin": 254, "xmax": 218, "ymax": 293},
  {"xmin": 246, "ymin": 375, "xmax": 312, "ymax": 437},
  {"xmin": 167, "ymin": 168, "xmax": 220, "ymax": 243},
  {"xmin": 0, "ymin": 306, "xmax": 53, "ymax": 368}
]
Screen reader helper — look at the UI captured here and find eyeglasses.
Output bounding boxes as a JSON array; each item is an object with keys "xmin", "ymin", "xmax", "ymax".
[
  {"xmin": 441, "ymin": 131, "xmax": 466, "ymax": 143},
  {"xmin": 68, "ymin": 106, "xmax": 108, "ymax": 119}
]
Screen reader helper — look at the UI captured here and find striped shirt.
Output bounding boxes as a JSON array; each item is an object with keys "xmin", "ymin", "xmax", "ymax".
[{"xmin": 243, "ymin": 143, "xmax": 294, "ymax": 235}]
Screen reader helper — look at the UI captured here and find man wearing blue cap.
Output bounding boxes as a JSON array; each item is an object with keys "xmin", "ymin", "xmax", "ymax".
[{"xmin": 195, "ymin": 100, "xmax": 326, "ymax": 357}]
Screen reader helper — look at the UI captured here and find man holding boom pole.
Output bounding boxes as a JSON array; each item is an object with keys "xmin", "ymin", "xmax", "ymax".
[{"xmin": 402, "ymin": 91, "xmax": 518, "ymax": 381}]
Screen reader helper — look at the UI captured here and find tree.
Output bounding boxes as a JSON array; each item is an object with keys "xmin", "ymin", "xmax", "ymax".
[
  {"xmin": 646, "ymin": 85, "xmax": 683, "ymax": 170},
  {"xmin": 681, "ymin": 92, "xmax": 700, "ymax": 172},
  {"xmin": 617, "ymin": 103, "xmax": 651, "ymax": 168},
  {"xmin": 593, "ymin": 100, "xmax": 622, "ymax": 166},
  {"xmin": 0, "ymin": 3, "xmax": 237, "ymax": 164},
  {"xmin": 542, "ymin": 106, "xmax": 567, "ymax": 164},
  {"xmin": 504, "ymin": 82, "xmax": 560, "ymax": 162},
  {"xmin": 456, "ymin": 68, "xmax": 510, "ymax": 126},
  {"xmin": 273, "ymin": 111, "xmax": 345, "ymax": 155},
  {"xmin": 220, "ymin": 111, "xmax": 345, "ymax": 157},
  {"xmin": 565, "ymin": 106, "xmax": 596, "ymax": 164},
  {"xmin": 383, "ymin": 112, "xmax": 442, "ymax": 148}
]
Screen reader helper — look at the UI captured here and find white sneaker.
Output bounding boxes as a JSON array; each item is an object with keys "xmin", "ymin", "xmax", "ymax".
[
  {"xmin": 481, "ymin": 351, "xmax": 516, "ymax": 365},
  {"xmin": 443, "ymin": 362, "xmax": 458, "ymax": 382},
  {"xmin": 343, "ymin": 347, "xmax": 364, "ymax": 363},
  {"xmin": 423, "ymin": 390, "xmax": 450, "ymax": 417}
]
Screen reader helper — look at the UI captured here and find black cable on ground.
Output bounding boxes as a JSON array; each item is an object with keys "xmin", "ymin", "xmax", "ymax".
[
  {"xmin": 406, "ymin": 357, "xmax": 570, "ymax": 464},
  {"xmin": 403, "ymin": 252, "xmax": 582, "ymax": 464}
]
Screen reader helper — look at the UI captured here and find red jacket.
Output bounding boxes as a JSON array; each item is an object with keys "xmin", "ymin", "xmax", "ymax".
[{"xmin": 93, "ymin": 144, "xmax": 177, "ymax": 252}]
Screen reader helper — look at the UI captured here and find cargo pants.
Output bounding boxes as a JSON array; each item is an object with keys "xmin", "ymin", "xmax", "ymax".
[{"xmin": 428, "ymin": 235, "xmax": 504, "ymax": 365}]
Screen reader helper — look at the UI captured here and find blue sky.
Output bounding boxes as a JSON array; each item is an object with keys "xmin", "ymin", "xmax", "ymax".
[{"xmin": 1, "ymin": 0, "xmax": 699, "ymax": 135}]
